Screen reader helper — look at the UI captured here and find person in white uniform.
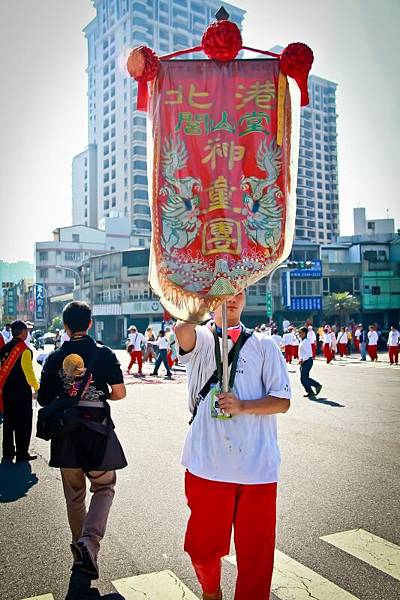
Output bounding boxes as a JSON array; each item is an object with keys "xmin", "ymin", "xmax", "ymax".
[
  {"xmin": 387, "ymin": 325, "xmax": 400, "ymax": 365},
  {"xmin": 367, "ymin": 325, "xmax": 379, "ymax": 361},
  {"xmin": 175, "ymin": 291, "xmax": 291, "ymax": 600}
]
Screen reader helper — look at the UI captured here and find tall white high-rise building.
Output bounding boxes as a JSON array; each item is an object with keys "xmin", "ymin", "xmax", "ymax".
[
  {"xmin": 72, "ymin": 0, "xmax": 245, "ymax": 247},
  {"xmin": 296, "ymin": 75, "xmax": 339, "ymax": 243}
]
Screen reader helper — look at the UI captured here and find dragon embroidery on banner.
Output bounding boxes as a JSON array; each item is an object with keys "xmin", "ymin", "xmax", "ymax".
[
  {"xmin": 241, "ymin": 138, "xmax": 283, "ymax": 251},
  {"xmin": 159, "ymin": 137, "xmax": 202, "ymax": 253}
]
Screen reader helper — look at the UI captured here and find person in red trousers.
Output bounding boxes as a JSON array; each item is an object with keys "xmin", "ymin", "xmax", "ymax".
[
  {"xmin": 282, "ymin": 329, "xmax": 294, "ymax": 363},
  {"xmin": 388, "ymin": 325, "xmax": 400, "ymax": 365},
  {"xmin": 367, "ymin": 325, "xmax": 378, "ymax": 361},
  {"xmin": 336, "ymin": 327, "xmax": 348, "ymax": 357},
  {"xmin": 126, "ymin": 325, "xmax": 146, "ymax": 375},
  {"xmin": 323, "ymin": 326, "xmax": 333, "ymax": 363},
  {"xmin": 307, "ymin": 325, "xmax": 317, "ymax": 358},
  {"xmin": 175, "ymin": 292, "xmax": 291, "ymax": 600}
]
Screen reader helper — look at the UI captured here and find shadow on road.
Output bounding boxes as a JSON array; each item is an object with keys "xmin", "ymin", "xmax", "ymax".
[
  {"xmin": 0, "ymin": 460, "xmax": 38, "ymax": 502},
  {"xmin": 309, "ymin": 396, "xmax": 345, "ymax": 408},
  {"xmin": 66, "ymin": 571, "xmax": 125, "ymax": 599}
]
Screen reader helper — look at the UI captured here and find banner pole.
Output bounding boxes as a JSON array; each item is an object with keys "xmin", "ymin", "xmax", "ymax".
[{"xmin": 221, "ymin": 301, "xmax": 229, "ymax": 393}]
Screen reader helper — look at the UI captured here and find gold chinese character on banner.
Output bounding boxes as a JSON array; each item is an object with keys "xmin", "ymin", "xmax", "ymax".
[
  {"xmin": 235, "ymin": 81, "xmax": 275, "ymax": 110},
  {"xmin": 165, "ymin": 85, "xmax": 184, "ymax": 105},
  {"xmin": 202, "ymin": 137, "xmax": 245, "ymax": 170},
  {"xmin": 202, "ymin": 219, "xmax": 241, "ymax": 255},
  {"xmin": 206, "ymin": 176, "xmax": 236, "ymax": 211},
  {"xmin": 188, "ymin": 83, "xmax": 212, "ymax": 109}
]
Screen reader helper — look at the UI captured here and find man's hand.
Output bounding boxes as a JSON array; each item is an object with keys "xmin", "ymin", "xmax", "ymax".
[{"xmin": 217, "ymin": 392, "xmax": 242, "ymax": 415}]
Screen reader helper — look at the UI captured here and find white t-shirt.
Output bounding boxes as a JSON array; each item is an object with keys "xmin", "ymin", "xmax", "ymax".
[
  {"xmin": 307, "ymin": 329, "xmax": 316, "ymax": 343},
  {"xmin": 291, "ymin": 334, "xmax": 299, "ymax": 346},
  {"xmin": 368, "ymin": 330, "xmax": 378, "ymax": 345},
  {"xmin": 355, "ymin": 329, "xmax": 362, "ymax": 339},
  {"xmin": 180, "ymin": 328, "xmax": 291, "ymax": 485},
  {"xmin": 323, "ymin": 332, "xmax": 332, "ymax": 345},
  {"xmin": 282, "ymin": 332, "xmax": 294, "ymax": 346},
  {"xmin": 271, "ymin": 334, "xmax": 283, "ymax": 347},
  {"xmin": 128, "ymin": 332, "xmax": 146, "ymax": 350},
  {"xmin": 282, "ymin": 320, "xmax": 290, "ymax": 332},
  {"xmin": 299, "ymin": 338, "xmax": 313, "ymax": 361},
  {"xmin": 388, "ymin": 330, "xmax": 400, "ymax": 346},
  {"xmin": 25, "ymin": 332, "xmax": 32, "ymax": 348},
  {"xmin": 336, "ymin": 331, "xmax": 348, "ymax": 345},
  {"xmin": 156, "ymin": 336, "xmax": 169, "ymax": 350}
]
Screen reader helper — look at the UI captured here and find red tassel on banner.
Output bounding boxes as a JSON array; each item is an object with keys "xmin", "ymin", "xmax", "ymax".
[{"xmin": 127, "ymin": 45, "xmax": 160, "ymax": 112}]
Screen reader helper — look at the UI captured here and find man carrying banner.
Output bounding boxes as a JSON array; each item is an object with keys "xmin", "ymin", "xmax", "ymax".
[
  {"xmin": 175, "ymin": 291, "xmax": 291, "ymax": 600},
  {"xmin": 0, "ymin": 320, "xmax": 39, "ymax": 462}
]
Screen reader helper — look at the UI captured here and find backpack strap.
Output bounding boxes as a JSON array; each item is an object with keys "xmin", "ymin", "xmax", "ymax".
[{"xmin": 189, "ymin": 326, "xmax": 253, "ymax": 425}]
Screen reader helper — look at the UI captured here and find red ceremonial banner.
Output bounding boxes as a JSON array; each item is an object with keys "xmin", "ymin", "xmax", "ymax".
[{"xmin": 148, "ymin": 59, "xmax": 300, "ymax": 321}]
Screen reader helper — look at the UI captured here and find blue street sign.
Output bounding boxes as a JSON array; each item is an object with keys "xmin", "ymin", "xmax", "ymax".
[
  {"xmin": 35, "ymin": 283, "xmax": 45, "ymax": 320},
  {"xmin": 289, "ymin": 296, "xmax": 322, "ymax": 311}
]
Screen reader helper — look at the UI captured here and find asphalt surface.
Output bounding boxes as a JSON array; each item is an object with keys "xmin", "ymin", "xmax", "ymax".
[{"xmin": 0, "ymin": 349, "xmax": 399, "ymax": 600}]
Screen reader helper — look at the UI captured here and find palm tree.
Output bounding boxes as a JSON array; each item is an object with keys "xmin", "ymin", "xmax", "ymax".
[{"xmin": 323, "ymin": 292, "xmax": 360, "ymax": 324}]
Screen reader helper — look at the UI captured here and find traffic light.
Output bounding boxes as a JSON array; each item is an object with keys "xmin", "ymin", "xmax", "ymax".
[{"xmin": 286, "ymin": 260, "xmax": 314, "ymax": 269}]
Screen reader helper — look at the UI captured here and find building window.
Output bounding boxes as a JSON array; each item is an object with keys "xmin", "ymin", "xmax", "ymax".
[
  {"xmin": 134, "ymin": 174, "xmax": 148, "ymax": 185},
  {"xmin": 38, "ymin": 251, "xmax": 48, "ymax": 261},
  {"xmin": 65, "ymin": 251, "xmax": 81, "ymax": 261},
  {"xmin": 39, "ymin": 268, "xmax": 48, "ymax": 278},
  {"xmin": 135, "ymin": 189, "xmax": 148, "ymax": 200},
  {"xmin": 133, "ymin": 160, "xmax": 147, "ymax": 170},
  {"xmin": 72, "ymin": 234, "xmax": 80, "ymax": 242}
]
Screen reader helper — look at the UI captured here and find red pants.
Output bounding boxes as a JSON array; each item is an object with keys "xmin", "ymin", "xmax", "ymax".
[
  {"xmin": 291, "ymin": 345, "xmax": 299, "ymax": 359},
  {"xmin": 367, "ymin": 345, "xmax": 378, "ymax": 361},
  {"xmin": 284, "ymin": 345, "xmax": 292, "ymax": 363},
  {"xmin": 338, "ymin": 343, "xmax": 348, "ymax": 357},
  {"xmin": 311, "ymin": 343, "xmax": 316, "ymax": 359},
  {"xmin": 354, "ymin": 339, "xmax": 360, "ymax": 352},
  {"xmin": 324, "ymin": 343, "xmax": 332, "ymax": 363},
  {"xmin": 128, "ymin": 350, "xmax": 143, "ymax": 372},
  {"xmin": 389, "ymin": 346, "xmax": 399, "ymax": 364},
  {"xmin": 184, "ymin": 471, "xmax": 277, "ymax": 600}
]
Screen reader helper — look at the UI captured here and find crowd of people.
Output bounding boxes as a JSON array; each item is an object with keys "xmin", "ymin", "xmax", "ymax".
[
  {"xmin": 125, "ymin": 324, "xmax": 178, "ymax": 378},
  {"xmin": 0, "ymin": 301, "xmax": 399, "ymax": 600},
  {"xmin": 252, "ymin": 320, "xmax": 400, "ymax": 366}
]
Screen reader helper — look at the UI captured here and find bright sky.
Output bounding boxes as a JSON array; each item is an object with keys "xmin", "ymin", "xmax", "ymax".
[{"xmin": 0, "ymin": 0, "xmax": 399, "ymax": 263}]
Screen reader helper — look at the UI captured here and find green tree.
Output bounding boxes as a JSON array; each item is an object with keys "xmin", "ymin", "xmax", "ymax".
[
  {"xmin": 49, "ymin": 316, "xmax": 63, "ymax": 333},
  {"xmin": 323, "ymin": 292, "xmax": 360, "ymax": 324}
]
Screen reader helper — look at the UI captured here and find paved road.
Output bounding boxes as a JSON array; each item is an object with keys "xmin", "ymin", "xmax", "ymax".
[{"xmin": 0, "ymin": 350, "xmax": 399, "ymax": 600}]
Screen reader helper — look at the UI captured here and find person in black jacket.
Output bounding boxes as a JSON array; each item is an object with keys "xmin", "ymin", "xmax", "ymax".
[{"xmin": 37, "ymin": 301, "xmax": 127, "ymax": 581}]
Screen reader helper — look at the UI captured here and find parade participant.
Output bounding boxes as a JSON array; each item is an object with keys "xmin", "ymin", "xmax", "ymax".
[
  {"xmin": 354, "ymin": 324, "xmax": 362, "ymax": 353},
  {"xmin": 167, "ymin": 326, "xmax": 179, "ymax": 367},
  {"xmin": 282, "ymin": 317, "xmax": 290, "ymax": 332},
  {"xmin": 367, "ymin": 325, "xmax": 378, "ymax": 361},
  {"xmin": 298, "ymin": 327, "xmax": 322, "ymax": 398},
  {"xmin": 25, "ymin": 321, "xmax": 34, "ymax": 348},
  {"xmin": 282, "ymin": 329, "xmax": 294, "ymax": 363},
  {"xmin": 346, "ymin": 326, "xmax": 352, "ymax": 355},
  {"xmin": 0, "ymin": 320, "xmax": 39, "ymax": 462},
  {"xmin": 126, "ymin": 325, "xmax": 146, "ymax": 376},
  {"xmin": 307, "ymin": 325, "xmax": 317, "ymax": 359},
  {"xmin": 336, "ymin": 327, "xmax": 348, "ymax": 357},
  {"xmin": 322, "ymin": 326, "xmax": 333, "ymax": 364},
  {"xmin": 358, "ymin": 325, "xmax": 367, "ymax": 361},
  {"xmin": 1, "ymin": 323, "xmax": 12, "ymax": 344},
  {"xmin": 175, "ymin": 291, "xmax": 291, "ymax": 600},
  {"xmin": 388, "ymin": 325, "xmax": 400, "ymax": 365},
  {"xmin": 144, "ymin": 326, "xmax": 156, "ymax": 363},
  {"xmin": 37, "ymin": 301, "xmax": 127, "ymax": 581},
  {"xmin": 271, "ymin": 327, "xmax": 283, "ymax": 349},
  {"xmin": 60, "ymin": 329, "xmax": 70, "ymax": 347},
  {"xmin": 54, "ymin": 329, "xmax": 61, "ymax": 350},
  {"xmin": 0, "ymin": 330, "xmax": 5, "ymax": 350},
  {"xmin": 151, "ymin": 330, "xmax": 172, "ymax": 378},
  {"xmin": 330, "ymin": 328, "xmax": 337, "ymax": 360},
  {"xmin": 291, "ymin": 327, "xmax": 299, "ymax": 360}
]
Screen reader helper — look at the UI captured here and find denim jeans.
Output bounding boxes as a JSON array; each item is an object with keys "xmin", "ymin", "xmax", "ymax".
[{"xmin": 360, "ymin": 342, "xmax": 367, "ymax": 360}]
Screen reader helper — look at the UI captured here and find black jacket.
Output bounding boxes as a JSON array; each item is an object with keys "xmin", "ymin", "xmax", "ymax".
[{"xmin": 37, "ymin": 335, "xmax": 127, "ymax": 470}]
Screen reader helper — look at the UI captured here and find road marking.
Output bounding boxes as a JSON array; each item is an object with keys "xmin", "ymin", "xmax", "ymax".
[
  {"xmin": 21, "ymin": 596, "xmax": 54, "ymax": 600},
  {"xmin": 321, "ymin": 529, "xmax": 400, "ymax": 581},
  {"xmin": 113, "ymin": 570, "xmax": 199, "ymax": 599},
  {"xmin": 226, "ymin": 551, "xmax": 359, "ymax": 599}
]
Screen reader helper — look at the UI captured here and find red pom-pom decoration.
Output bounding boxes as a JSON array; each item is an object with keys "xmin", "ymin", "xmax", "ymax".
[
  {"xmin": 127, "ymin": 45, "xmax": 160, "ymax": 111},
  {"xmin": 202, "ymin": 20, "xmax": 242, "ymax": 62},
  {"xmin": 280, "ymin": 43, "xmax": 314, "ymax": 106}
]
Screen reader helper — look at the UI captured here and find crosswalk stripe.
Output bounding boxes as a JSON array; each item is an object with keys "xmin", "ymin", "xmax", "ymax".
[
  {"xmin": 21, "ymin": 595, "xmax": 54, "ymax": 600},
  {"xmin": 226, "ymin": 551, "xmax": 359, "ymax": 599},
  {"xmin": 321, "ymin": 529, "xmax": 400, "ymax": 582},
  {"xmin": 112, "ymin": 569, "xmax": 199, "ymax": 599}
]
